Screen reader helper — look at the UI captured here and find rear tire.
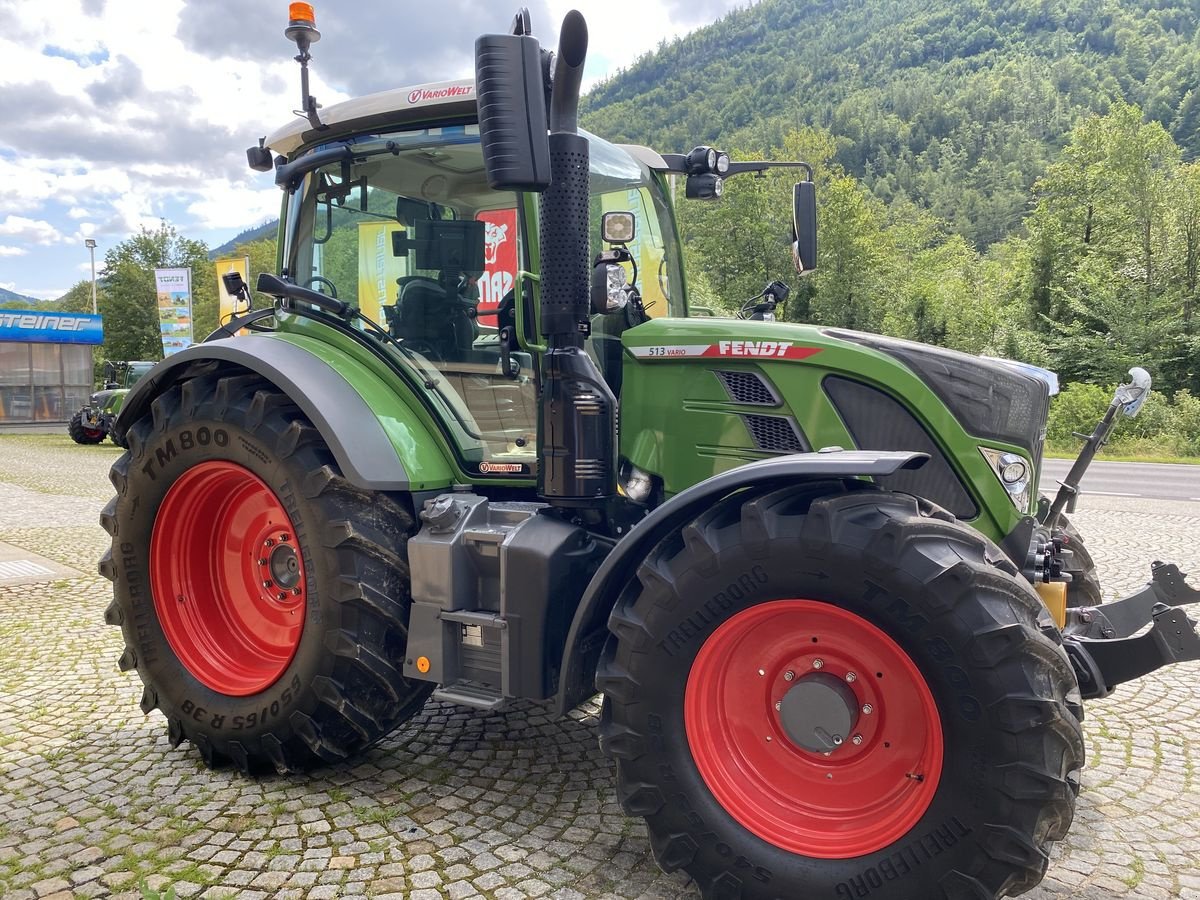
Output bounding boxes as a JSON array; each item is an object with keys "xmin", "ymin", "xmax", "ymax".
[
  {"xmin": 99, "ymin": 371, "xmax": 433, "ymax": 772},
  {"xmin": 597, "ymin": 483, "xmax": 1083, "ymax": 900},
  {"xmin": 68, "ymin": 410, "xmax": 105, "ymax": 444}
]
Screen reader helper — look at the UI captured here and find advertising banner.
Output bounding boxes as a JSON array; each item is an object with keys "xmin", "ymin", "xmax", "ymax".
[
  {"xmin": 0, "ymin": 310, "xmax": 103, "ymax": 344},
  {"xmin": 154, "ymin": 267, "xmax": 193, "ymax": 356},
  {"xmin": 475, "ymin": 208, "xmax": 518, "ymax": 326},
  {"xmin": 214, "ymin": 256, "xmax": 251, "ymax": 329},
  {"xmin": 357, "ymin": 221, "xmax": 407, "ymax": 324}
]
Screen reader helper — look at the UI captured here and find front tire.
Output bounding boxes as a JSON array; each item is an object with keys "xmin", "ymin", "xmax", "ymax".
[
  {"xmin": 99, "ymin": 371, "xmax": 433, "ymax": 772},
  {"xmin": 597, "ymin": 483, "xmax": 1083, "ymax": 899},
  {"xmin": 68, "ymin": 410, "xmax": 105, "ymax": 444}
]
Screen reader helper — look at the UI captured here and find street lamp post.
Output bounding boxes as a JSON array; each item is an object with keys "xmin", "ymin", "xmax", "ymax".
[{"xmin": 84, "ymin": 239, "xmax": 97, "ymax": 315}]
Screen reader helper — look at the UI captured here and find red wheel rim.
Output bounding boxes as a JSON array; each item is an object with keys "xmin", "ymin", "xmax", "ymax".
[
  {"xmin": 684, "ymin": 599, "xmax": 943, "ymax": 858},
  {"xmin": 150, "ymin": 461, "xmax": 306, "ymax": 696}
]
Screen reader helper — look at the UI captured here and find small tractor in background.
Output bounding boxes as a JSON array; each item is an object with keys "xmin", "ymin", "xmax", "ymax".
[
  {"xmin": 100, "ymin": 6, "xmax": 1200, "ymax": 899},
  {"xmin": 68, "ymin": 360, "xmax": 155, "ymax": 444}
]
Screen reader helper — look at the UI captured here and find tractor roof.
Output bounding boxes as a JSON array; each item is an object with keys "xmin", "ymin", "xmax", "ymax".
[
  {"xmin": 263, "ymin": 78, "xmax": 669, "ymax": 175},
  {"xmin": 265, "ymin": 79, "xmax": 477, "ymax": 156}
]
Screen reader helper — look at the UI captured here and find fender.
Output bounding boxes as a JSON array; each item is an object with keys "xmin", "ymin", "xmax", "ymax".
[
  {"xmin": 552, "ymin": 450, "xmax": 929, "ymax": 714},
  {"xmin": 112, "ymin": 335, "xmax": 456, "ymax": 491}
]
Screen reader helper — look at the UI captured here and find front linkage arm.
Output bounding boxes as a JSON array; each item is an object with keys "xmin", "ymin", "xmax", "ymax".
[
  {"xmin": 1044, "ymin": 367, "xmax": 1151, "ymax": 530},
  {"xmin": 1063, "ymin": 561, "xmax": 1200, "ymax": 699}
]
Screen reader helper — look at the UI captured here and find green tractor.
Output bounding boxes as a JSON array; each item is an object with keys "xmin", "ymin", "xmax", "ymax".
[
  {"xmin": 100, "ymin": 8, "xmax": 1200, "ymax": 899},
  {"xmin": 69, "ymin": 359, "xmax": 155, "ymax": 444}
]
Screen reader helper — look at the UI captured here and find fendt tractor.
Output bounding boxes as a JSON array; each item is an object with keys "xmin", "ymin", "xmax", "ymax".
[
  {"xmin": 69, "ymin": 360, "xmax": 155, "ymax": 444},
  {"xmin": 100, "ymin": 6, "xmax": 1200, "ymax": 898}
]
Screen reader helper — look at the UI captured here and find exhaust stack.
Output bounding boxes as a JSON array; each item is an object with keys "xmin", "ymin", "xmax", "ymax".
[
  {"xmin": 475, "ymin": 9, "xmax": 616, "ymax": 507},
  {"xmin": 536, "ymin": 11, "xmax": 617, "ymax": 506}
]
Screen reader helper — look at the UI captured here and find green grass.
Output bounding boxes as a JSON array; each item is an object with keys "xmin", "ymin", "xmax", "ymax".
[{"xmin": 1045, "ymin": 447, "xmax": 1200, "ymax": 465}]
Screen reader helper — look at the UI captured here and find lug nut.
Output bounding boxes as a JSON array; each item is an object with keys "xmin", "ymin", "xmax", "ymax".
[
  {"xmin": 862, "ymin": 704, "xmax": 873, "ymax": 715},
  {"xmin": 775, "ymin": 701, "xmax": 782, "ymax": 711},
  {"xmin": 277, "ymin": 592, "xmax": 287, "ymax": 601},
  {"xmin": 784, "ymin": 670, "xmax": 795, "ymax": 681},
  {"xmin": 852, "ymin": 734, "xmax": 863, "ymax": 746},
  {"xmin": 292, "ymin": 588, "xmax": 302, "ymax": 596},
  {"xmin": 263, "ymin": 580, "xmax": 273, "ymax": 589},
  {"xmin": 832, "ymin": 735, "xmax": 843, "ymax": 746},
  {"xmin": 845, "ymin": 672, "xmax": 857, "ymax": 683},
  {"xmin": 812, "ymin": 659, "xmax": 824, "ymax": 669},
  {"xmin": 258, "ymin": 558, "xmax": 267, "ymax": 566},
  {"xmin": 264, "ymin": 538, "xmax": 275, "ymax": 547},
  {"xmin": 280, "ymin": 533, "xmax": 290, "ymax": 542}
]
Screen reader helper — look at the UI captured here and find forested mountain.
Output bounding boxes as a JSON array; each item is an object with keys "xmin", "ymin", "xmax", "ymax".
[
  {"xmin": 0, "ymin": 286, "xmax": 41, "ymax": 306},
  {"xmin": 583, "ymin": 0, "xmax": 1200, "ymax": 248}
]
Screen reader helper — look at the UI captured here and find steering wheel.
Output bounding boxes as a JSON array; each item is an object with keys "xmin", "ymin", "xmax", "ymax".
[{"xmin": 304, "ymin": 276, "xmax": 338, "ymax": 299}]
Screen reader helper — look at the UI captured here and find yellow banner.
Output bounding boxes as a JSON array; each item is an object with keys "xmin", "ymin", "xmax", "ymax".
[
  {"xmin": 357, "ymin": 222, "xmax": 408, "ymax": 323},
  {"xmin": 214, "ymin": 256, "xmax": 250, "ymax": 330}
]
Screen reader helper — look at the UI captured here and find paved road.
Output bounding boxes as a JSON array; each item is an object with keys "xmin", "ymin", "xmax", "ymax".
[
  {"xmin": 1041, "ymin": 458, "xmax": 1200, "ymax": 502},
  {"xmin": 0, "ymin": 436, "xmax": 1198, "ymax": 900}
]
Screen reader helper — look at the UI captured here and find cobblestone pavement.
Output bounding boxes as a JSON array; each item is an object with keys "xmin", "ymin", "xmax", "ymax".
[{"xmin": 0, "ymin": 434, "xmax": 1198, "ymax": 900}]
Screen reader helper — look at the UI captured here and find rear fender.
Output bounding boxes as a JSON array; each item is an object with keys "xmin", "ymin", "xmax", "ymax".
[
  {"xmin": 553, "ymin": 450, "xmax": 929, "ymax": 714},
  {"xmin": 113, "ymin": 335, "xmax": 455, "ymax": 491}
]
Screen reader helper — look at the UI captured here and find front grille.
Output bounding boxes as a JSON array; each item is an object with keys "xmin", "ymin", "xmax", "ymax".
[
  {"xmin": 742, "ymin": 415, "xmax": 809, "ymax": 453},
  {"xmin": 715, "ymin": 370, "xmax": 780, "ymax": 406},
  {"xmin": 824, "ymin": 376, "xmax": 978, "ymax": 519}
]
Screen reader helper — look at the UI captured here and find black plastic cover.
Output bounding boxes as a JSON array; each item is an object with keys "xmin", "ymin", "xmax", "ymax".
[
  {"xmin": 475, "ymin": 33, "xmax": 552, "ymax": 192},
  {"xmin": 824, "ymin": 376, "xmax": 978, "ymax": 519},
  {"xmin": 826, "ymin": 329, "xmax": 1049, "ymax": 459},
  {"xmin": 538, "ymin": 346, "xmax": 616, "ymax": 502}
]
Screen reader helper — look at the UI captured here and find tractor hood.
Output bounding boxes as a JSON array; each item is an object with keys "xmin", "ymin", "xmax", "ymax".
[{"xmin": 619, "ymin": 316, "xmax": 1050, "ymax": 527}]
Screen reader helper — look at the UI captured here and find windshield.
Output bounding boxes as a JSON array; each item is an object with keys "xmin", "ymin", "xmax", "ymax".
[
  {"xmin": 282, "ymin": 122, "xmax": 685, "ymax": 472},
  {"xmin": 585, "ymin": 133, "xmax": 686, "ymax": 318}
]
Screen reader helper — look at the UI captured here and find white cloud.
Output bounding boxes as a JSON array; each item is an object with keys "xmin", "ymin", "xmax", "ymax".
[
  {"xmin": 0, "ymin": 0, "xmax": 750, "ymax": 291},
  {"xmin": 0, "ymin": 216, "xmax": 63, "ymax": 245},
  {"xmin": 187, "ymin": 185, "xmax": 280, "ymax": 232}
]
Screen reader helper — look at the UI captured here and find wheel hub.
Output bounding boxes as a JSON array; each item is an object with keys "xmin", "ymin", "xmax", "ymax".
[
  {"xmin": 778, "ymin": 672, "xmax": 859, "ymax": 752},
  {"xmin": 269, "ymin": 541, "xmax": 301, "ymax": 591}
]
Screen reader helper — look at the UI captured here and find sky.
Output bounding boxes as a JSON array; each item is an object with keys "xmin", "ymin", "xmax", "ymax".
[{"xmin": 0, "ymin": 0, "xmax": 754, "ymax": 302}]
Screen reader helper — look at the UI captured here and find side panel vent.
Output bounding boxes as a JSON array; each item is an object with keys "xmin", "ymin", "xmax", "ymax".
[
  {"xmin": 741, "ymin": 415, "xmax": 809, "ymax": 453},
  {"xmin": 823, "ymin": 376, "xmax": 978, "ymax": 519},
  {"xmin": 715, "ymin": 370, "xmax": 781, "ymax": 406}
]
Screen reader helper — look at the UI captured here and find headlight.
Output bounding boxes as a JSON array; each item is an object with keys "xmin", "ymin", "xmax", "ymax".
[
  {"xmin": 618, "ymin": 462, "xmax": 655, "ymax": 504},
  {"xmin": 980, "ymin": 447, "xmax": 1031, "ymax": 511}
]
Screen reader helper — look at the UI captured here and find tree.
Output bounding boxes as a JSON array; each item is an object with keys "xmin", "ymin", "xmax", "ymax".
[{"xmin": 99, "ymin": 222, "xmax": 212, "ymax": 363}]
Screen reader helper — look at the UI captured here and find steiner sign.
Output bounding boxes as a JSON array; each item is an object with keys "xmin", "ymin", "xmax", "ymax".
[{"xmin": 0, "ymin": 310, "xmax": 104, "ymax": 344}]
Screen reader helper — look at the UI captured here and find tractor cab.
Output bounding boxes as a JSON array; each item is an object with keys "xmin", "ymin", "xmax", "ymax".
[{"xmin": 266, "ymin": 96, "xmax": 688, "ymax": 472}]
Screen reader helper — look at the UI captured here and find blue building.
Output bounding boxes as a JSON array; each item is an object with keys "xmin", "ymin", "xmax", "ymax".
[{"xmin": 0, "ymin": 310, "xmax": 104, "ymax": 424}]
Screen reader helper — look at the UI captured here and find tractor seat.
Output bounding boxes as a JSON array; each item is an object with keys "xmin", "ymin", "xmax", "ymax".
[{"xmin": 393, "ymin": 277, "xmax": 473, "ymax": 358}]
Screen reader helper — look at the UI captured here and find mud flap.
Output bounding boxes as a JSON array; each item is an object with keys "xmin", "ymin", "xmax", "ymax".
[{"xmin": 1063, "ymin": 562, "xmax": 1200, "ymax": 699}]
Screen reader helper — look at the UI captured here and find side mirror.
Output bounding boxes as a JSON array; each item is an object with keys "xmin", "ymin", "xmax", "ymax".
[
  {"xmin": 793, "ymin": 181, "xmax": 817, "ymax": 275},
  {"xmin": 475, "ymin": 26, "xmax": 551, "ymax": 192},
  {"xmin": 1115, "ymin": 367, "xmax": 1152, "ymax": 417}
]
